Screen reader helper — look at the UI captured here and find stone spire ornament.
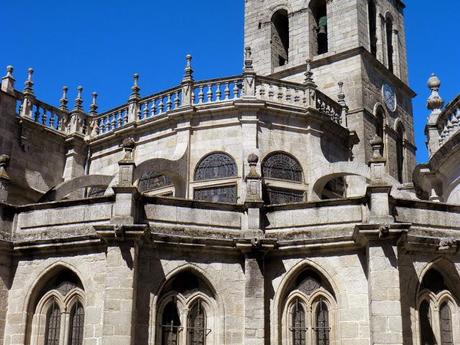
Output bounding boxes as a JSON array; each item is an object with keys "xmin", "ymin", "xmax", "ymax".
[
  {"xmin": 74, "ymin": 86, "xmax": 84, "ymax": 112},
  {"xmin": 183, "ymin": 54, "xmax": 194, "ymax": 82},
  {"xmin": 1, "ymin": 65, "xmax": 15, "ymax": 94},
  {"xmin": 129, "ymin": 74, "xmax": 140, "ymax": 102},
  {"xmin": 427, "ymin": 73, "xmax": 444, "ymax": 117},
  {"xmin": 244, "ymin": 47, "xmax": 254, "ymax": 72},
  {"xmin": 23, "ymin": 68, "xmax": 34, "ymax": 96},
  {"xmin": 60, "ymin": 86, "xmax": 69, "ymax": 111},
  {"xmin": 90, "ymin": 92, "xmax": 98, "ymax": 115},
  {"xmin": 304, "ymin": 60, "xmax": 317, "ymax": 89}
]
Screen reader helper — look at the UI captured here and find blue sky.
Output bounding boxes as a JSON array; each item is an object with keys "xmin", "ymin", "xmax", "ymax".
[{"xmin": 2, "ymin": 0, "xmax": 459, "ymax": 162}]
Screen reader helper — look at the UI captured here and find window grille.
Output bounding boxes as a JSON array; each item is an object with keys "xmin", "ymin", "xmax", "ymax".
[
  {"xmin": 68, "ymin": 302, "xmax": 85, "ymax": 345},
  {"xmin": 290, "ymin": 299, "xmax": 306, "ymax": 345},
  {"xmin": 265, "ymin": 187, "xmax": 304, "ymax": 205},
  {"xmin": 314, "ymin": 300, "xmax": 330, "ymax": 345},
  {"xmin": 194, "ymin": 153, "xmax": 237, "ymax": 181},
  {"xmin": 139, "ymin": 173, "xmax": 172, "ymax": 192},
  {"xmin": 187, "ymin": 300, "xmax": 209, "ymax": 345},
  {"xmin": 45, "ymin": 301, "xmax": 61, "ymax": 345},
  {"xmin": 194, "ymin": 185, "xmax": 237, "ymax": 203},
  {"xmin": 262, "ymin": 153, "xmax": 302, "ymax": 182},
  {"xmin": 440, "ymin": 302, "xmax": 454, "ymax": 345},
  {"xmin": 87, "ymin": 186, "xmax": 106, "ymax": 198},
  {"xmin": 161, "ymin": 301, "xmax": 182, "ymax": 345}
]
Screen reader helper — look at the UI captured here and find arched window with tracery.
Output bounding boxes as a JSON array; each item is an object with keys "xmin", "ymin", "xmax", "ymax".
[
  {"xmin": 262, "ymin": 152, "xmax": 305, "ymax": 205},
  {"xmin": 157, "ymin": 271, "xmax": 217, "ymax": 345},
  {"xmin": 416, "ymin": 268, "xmax": 459, "ymax": 345},
  {"xmin": 193, "ymin": 152, "xmax": 238, "ymax": 203},
  {"xmin": 27, "ymin": 267, "xmax": 86, "ymax": 345},
  {"xmin": 282, "ymin": 269, "xmax": 335, "ymax": 345}
]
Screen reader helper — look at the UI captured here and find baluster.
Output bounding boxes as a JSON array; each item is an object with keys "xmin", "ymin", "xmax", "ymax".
[
  {"xmin": 259, "ymin": 84, "xmax": 265, "ymax": 98},
  {"xmin": 112, "ymin": 113, "xmax": 118, "ymax": 130},
  {"xmin": 207, "ymin": 83, "xmax": 213, "ymax": 103},
  {"xmin": 286, "ymin": 88, "xmax": 292, "ymax": 103},
  {"xmin": 124, "ymin": 109, "xmax": 129, "ymax": 125},
  {"xmin": 166, "ymin": 94, "xmax": 172, "ymax": 111},
  {"xmin": 268, "ymin": 84, "xmax": 274, "ymax": 99},
  {"xmin": 158, "ymin": 97, "xmax": 164, "ymax": 114},
  {"xmin": 224, "ymin": 82, "xmax": 230, "ymax": 100},
  {"xmin": 198, "ymin": 85, "xmax": 204, "ymax": 104},
  {"xmin": 277, "ymin": 86, "xmax": 283, "ymax": 102},
  {"xmin": 216, "ymin": 83, "xmax": 222, "ymax": 101},
  {"xmin": 142, "ymin": 102, "xmax": 148, "ymax": 119},
  {"xmin": 40, "ymin": 107, "xmax": 47, "ymax": 125},
  {"xmin": 174, "ymin": 91, "xmax": 180, "ymax": 108},
  {"xmin": 233, "ymin": 81, "xmax": 239, "ymax": 99},
  {"xmin": 151, "ymin": 99, "xmax": 157, "ymax": 116}
]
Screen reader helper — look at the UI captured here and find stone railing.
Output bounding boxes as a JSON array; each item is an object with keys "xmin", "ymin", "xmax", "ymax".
[
  {"xmin": 14, "ymin": 91, "xmax": 68, "ymax": 132},
  {"xmin": 8, "ymin": 73, "xmax": 344, "ymax": 139},
  {"xmin": 438, "ymin": 96, "xmax": 460, "ymax": 147}
]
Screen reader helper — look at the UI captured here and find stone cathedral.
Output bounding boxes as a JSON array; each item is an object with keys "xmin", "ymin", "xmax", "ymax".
[{"xmin": 0, "ymin": 0, "xmax": 459, "ymax": 345}]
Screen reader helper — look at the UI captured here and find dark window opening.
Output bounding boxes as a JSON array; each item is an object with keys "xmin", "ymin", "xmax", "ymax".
[
  {"xmin": 420, "ymin": 269, "xmax": 448, "ymax": 294},
  {"xmin": 263, "ymin": 186, "xmax": 304, "ymax": 205},
  {"xmin": 262, "ymin": 153, "xmax": 303, "ymax": 182},
  {"xmin": 310, "ymin": 0, "xmax": 328, "ymax": 55},
  {"xmin": 187, "ymin": 301, "xmax": 207, "ymax": 345},
  {"xmin": 396, "ymin": 124, "xmax": 404, "ymax": 183},
  {"xmin": 271, "ymin": 9, "xmax": 289, "ymax": 68},
  {"xmin": 386, "ymin": 17, "xmax": 394, "ymax": 72},
  {"xmin": 440, "ymin": 302, "xmax": 454, "ymax": 345},
  {"xmin": 419, "ymin": 300, "xmax": 436, "ymax": 345},
  {"xmin": 376, "ymin": 110, "xmax": 385, "ymax": 140},
  {"xmin": 321, "ymin": 177, "xmax": 346, "ymax": 200},
  {"xmin": 368, "ymin": 0, "xmax": 377, "ymax": 56},
  {"xmin": 194, "ymin": 153, "xmax": 237, "ymax": 181},
  {"xmin": 161, "ymin": 302, "xmax": 181, "ymax": 345}
]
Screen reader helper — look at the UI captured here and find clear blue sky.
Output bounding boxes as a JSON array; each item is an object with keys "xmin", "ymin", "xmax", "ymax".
[{"xmin": 2, "ymin": 0, "xmax": 459, "ymax": 162}]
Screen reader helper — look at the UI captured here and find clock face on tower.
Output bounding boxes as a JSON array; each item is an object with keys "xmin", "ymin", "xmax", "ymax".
[{"xmin": 382, "ymin": 84, "xmax": 397, "ymax": 113}]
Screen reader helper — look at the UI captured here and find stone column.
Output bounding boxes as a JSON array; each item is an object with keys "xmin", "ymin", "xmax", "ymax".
[{"xmin": 127, "ymin": 74, "xmax": 140, "ymax": 124}]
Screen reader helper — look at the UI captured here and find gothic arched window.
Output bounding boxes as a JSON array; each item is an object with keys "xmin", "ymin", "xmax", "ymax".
[
  {"xmin": 282, "ymin": 269, "xmax": 335, "ymax": 345},
  {"xmin": 194, "ymin": 153, "xmax": 238, "ymax": 203},
  {"xmin": 396, "ymin": 123, "xmax": 405, "ymax": 183},
  {"xmin": 417, "ymin": 268, "xmax": 459, "ymax": 345},
  {"xmin": 68, "ymin": 302, "xmax": 85, "ymax": 345},
  {"xmin": 271, "ymin": 9, "xmax": 289, "ymax": 68},
  {"xmin": 157, "ymin": 271, "xmax": 216, "ymax": 345},
  {"xmin": 45, "ymin": 301, "xmax": 61, "ymax": 345},
  {"xmin": 28, "ymin": 268, "xmax": 86, "ymax": 345}
]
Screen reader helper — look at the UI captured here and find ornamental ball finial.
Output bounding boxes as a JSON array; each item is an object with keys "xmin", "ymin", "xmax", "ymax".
[
  {"xmin": 427, "ymin": 73, "xmax": 441, "ymax": 90},
  {"xmin": 247, "ymin": 153, "xmax": 259, "ymax": 165},
  {"xmin": 6, "ymin": 65, "xmax": 13, "ymax": 75}
]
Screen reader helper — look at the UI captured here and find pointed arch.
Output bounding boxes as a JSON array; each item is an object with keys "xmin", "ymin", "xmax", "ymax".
[{"xmin": 271, "ymin": 8, "xmax": 290, "ymax": 68}]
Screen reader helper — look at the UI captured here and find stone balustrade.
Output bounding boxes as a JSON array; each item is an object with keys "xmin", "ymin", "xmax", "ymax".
[
  {"xmin": 14, "ymin": 90, "xmax": 68, "ymax": 132},
  {"xmin": 5, "ymin": 65, "xmax": 346, "ymax": 139},
  {"xmin": 438, "ymin": 96, "xmax": 460, "ymax": 147}
]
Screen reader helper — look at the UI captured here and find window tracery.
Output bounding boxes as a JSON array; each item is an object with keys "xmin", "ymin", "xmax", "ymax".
[
  {"xmin": 138, "ymin": 172, "xmax": 173, "ymax": 193},
  {"xmin": 262, "ymin": 153, "xmax": 302, "ymax": 182},
  {"xmin": 194, "ymin": 153, "xmax": 237, "ymax": 181}
]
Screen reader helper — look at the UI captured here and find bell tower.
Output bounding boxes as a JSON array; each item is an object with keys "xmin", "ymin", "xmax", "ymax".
[{"xmin": 244, "ymin": 0, "xmax": 416, "ymax": 184}]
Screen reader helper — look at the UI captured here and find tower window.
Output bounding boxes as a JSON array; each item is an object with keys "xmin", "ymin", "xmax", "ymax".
[
  {"xmin": 368, "ymin": 0, "xmax": 377, "ymax": 56},
  {"xmin": 310, "ymin": 0, "xmax": 328, "ymax": 55},
  {"xmin": 271, "ymin": 9, "xmax": 289, "ymax": 68},
  {"xmin": 386, "ymin": 15, "xmax": 394, "ymax": 72},
  {"xmin": 396, "ymin": 124, "xmax": 404, "ymax": 183}
]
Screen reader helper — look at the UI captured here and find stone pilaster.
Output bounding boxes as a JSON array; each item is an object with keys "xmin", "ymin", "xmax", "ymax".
[
  {"xmin": 367, "ymin": 242, "xmax": 403, "ymax": 345},
  {"xmin": 63, "ymin": 136, "xmax": 87, "ymax": 182},
  {"xmin": 243, "ymin": 154, "xmax": 264, "ymax": 238}
]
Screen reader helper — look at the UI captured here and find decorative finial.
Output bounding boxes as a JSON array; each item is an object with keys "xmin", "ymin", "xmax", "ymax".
[
  {"xmin": 370, "ymin": 134, "xmax": 384, "ymax": 159},
  {"xmin": 74, "ymin": 86, "xmax": 83, "ymax": 111},
  {"xmin": 90, "ymin": 92, "xmax": 98, "ymax": 115},
  {"xmin": 247, "ymin": 153, "xmax": 260, "ymax": 178},
  {"xmin": 304, "ymin": 60, "xmax": 317, "ymax": 88},
  {"xmin": 183, "ymin": 54, "xmax": 194, "ymax": 82},
  {"xmin": 244, "ymin": 47, "xmax": 254, "ymax": 71},
  {"xmin": 5, "ymin": 66, "xmax": 14, "ymax": 79},
  {"xmin": 122, "ymin": 137, "xmax": 136, "ymax": 160},
  {"xmin": 24, "ymin": 68, "xmax": 34, "ymax": 95},
  {"xmin": 129, "ymin": 73, "xmax": 140, "ymax": 101},
  {"xmin": 427, "ymin": 73, "xmax": 444, "ymax": 113},
  {"xmin": 337, "ymin": 82, "xmax": 346, "ymax": 104},
  {"xmin": 60, "ymin": 86, "xmax": 69, "ymax": 111}
]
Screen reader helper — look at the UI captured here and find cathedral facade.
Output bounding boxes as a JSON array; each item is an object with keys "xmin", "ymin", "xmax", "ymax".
[{"xmin": 0, "ymin": 1, "xmax": 459, "ymax": 345}]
